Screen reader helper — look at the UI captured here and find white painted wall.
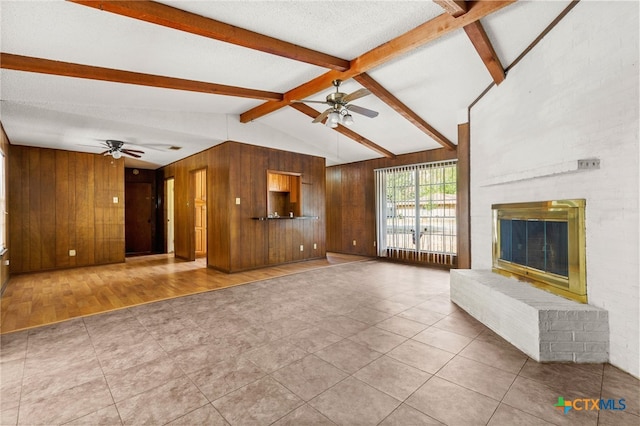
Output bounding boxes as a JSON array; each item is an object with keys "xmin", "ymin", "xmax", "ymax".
[{"xmin": 470, "ymin": 1, "xmax": 639, "ymax": 377}]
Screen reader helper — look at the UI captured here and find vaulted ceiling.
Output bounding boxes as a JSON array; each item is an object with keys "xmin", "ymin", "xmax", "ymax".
[{"xmin": 0, "ymin": 0, "xmax": 573, "ymax": 168}]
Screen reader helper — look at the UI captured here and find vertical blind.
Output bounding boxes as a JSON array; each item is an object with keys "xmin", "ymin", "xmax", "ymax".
[{"xmin": 375, "ymin": 160, "xmax": 457, "ymax": 266}]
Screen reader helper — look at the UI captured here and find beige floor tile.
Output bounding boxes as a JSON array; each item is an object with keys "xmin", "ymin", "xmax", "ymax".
[
  {"xmin": 0, "ymin": 406, "xmax": 18, "ymax": 426},
  {"xmin": 348, "ymin": 326, "xmax": 407, "ymax": 353},
  {"xmin": 116, "ymin": 376, "xmax": 208, "ymax": 425},
  {"xmin": 436, "ymin": 355, "xmax": 516, "ymax": 400},
  {"xmin": 189, "ymin": 356, "xmax": 266, "ymax": 401},
  {"xmin": 519, "ymin": 359, "xmax": 604, "ymax": 396},
  {"xmin": 415, "ymin": 296, "xmax": 461, "ymax": 315},
  {"xmin": 387, "ymin": 339, "xmax": 454, "ymax": 374},
  {"xmin": 18, "ymin": 376, "xmax": 114, "ymax": 425},
  {"xmin": 212, "ymin": 376, "xmax": 303, "ymax": 425},
  {"xmin": 271, "ymin": 404, "xmax": 336, "ymax": 425},
  {"xmin": 379, "ymin": 404, "xmax": 444, "ymax": 425},
  {"xmin": 431, "ymin": 314, "xmax": 487, "ymax": 338},
  {"xmin": 243, "ymin": 339, "xmax": 308, "ymax": 373},
  {"xmin": 310, "ymin": 377, "xmax": 400, "ymax": 425},
  {"xmin": 272, "ymin": 354, "xmax": 347, "ymax": 401},
  {"xmin": 65, "ymin": 404, "xmax": 123, "ymax": 425},
  {"xmin": 375, "ymin": 316, "xmax": 428, "ymax": 338},
  {"xmin": 487, "ymin": 403, "xmax": 554, "ymax": 426},
  {"xmin": 354, "ymin": 355, "xmax": 431, "ymax": 401},
  {"xmin": 397, "ymin": 307, "xmax": 446, "ymax": 325},
  {"xmin": 502, "ymin": 376, "xmax": 598, "ymax": 425},
  {"xmin": 315, "ymin": 339, "xmax": 382, "ymax": 374},
  {"xmin": 253, "ymin": 317, "xmax": 309, "ymax": 340},
  {"xmin": 286, "ymin": 326, "xmax": 344, "ymax": 353},
  {"xmin": 20, "ymin": 356, "xmax": 104, "ymax": 404},
  {"xmin": 105, "ymin": 355, "xmax": 186, "ymax": 402},
  {"xmin": 94, "ymin": 335, "xmax": 166, "ymax": 375},
  {"xmin": 406, "ymin": 376, "xmax": 499, "ymax": 425},
  {"xmin": 316, "ymin": 315, "xmax": 369, "ymax": 338},
  {"xmin": 413, "ymin": 326, "xmax": 473, "ymax": 354},
  {"xmin": 597, "ymin": 408, "xmax": 640, "ymax": 426},
  {"xmin": 344, "ymin": 306, "xmax": 393, "ymax": 325},
  {"xmin": 367, "ymin": 300, "xmax": 413, "ymax": 315},
  {"xmin": 602, "ymin": 364, "xmax": 640, "ymax": 416},
  {"xmin": 166, "ymin": 404, "xmax": 229, "ymax": 426},
  {"xmin": 459, "ymin": 339, "xmax": 528, "ymax": 374},
  {"xmin": 0, "ymin": 332, "xmax": 28, "ymax": 363}
]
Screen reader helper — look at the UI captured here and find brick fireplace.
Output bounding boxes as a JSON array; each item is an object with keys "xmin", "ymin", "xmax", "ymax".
[{"xmin": 451, "ymin": 198, "xmax": 608, "ymax": 363}]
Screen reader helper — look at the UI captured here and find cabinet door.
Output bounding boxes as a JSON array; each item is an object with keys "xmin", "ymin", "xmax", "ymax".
[
  {"xmin": 268, "ymin": 173, "xmax": 279, "ymax": 191},
  {"xmin": 278, "ymin": 174, "xmax": 290, "ymax": 191}
]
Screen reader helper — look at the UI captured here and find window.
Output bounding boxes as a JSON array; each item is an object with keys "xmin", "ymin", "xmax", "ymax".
[{"xmin": 375, "ymin": 160, "xmax": 457, "ymax": 265}]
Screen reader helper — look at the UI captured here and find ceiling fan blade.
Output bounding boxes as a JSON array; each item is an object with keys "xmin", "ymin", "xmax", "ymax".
[
  {"xmin": 122, "ymin": 148, "xmax": 144, "ymax": 154},
  {"xmin": 347, "ymin": 104, "xmax": 379, "ymax": 118},
  {"xmin": 100, "ymin": 150, "xmax": 110, "ymax": 155},
  {"xmin": 293, "ymin": 99, "xmax": 330, "ymax": 105},
  {"xmin": 312, "ymin": 108, "xmax": 333, "ymax": 124},
  {"xmin": 343, "ymin": 88, "xmax": 371, "ymax": 103},
  {"xmin": 122, "ymin": 150, "xmax": 142, "ymax": 158}
]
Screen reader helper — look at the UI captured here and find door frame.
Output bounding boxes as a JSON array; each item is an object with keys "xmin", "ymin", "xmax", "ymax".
[{"xmin": 165, "ymin": 177, "xmax": 175, "ymax": 254}]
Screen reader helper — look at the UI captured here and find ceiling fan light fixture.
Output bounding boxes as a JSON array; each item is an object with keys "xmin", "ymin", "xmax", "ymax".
[
  {"xmin": 327, "ymin": 111, "xmax": 340, "ymax": 125},
  {"xmin": 111, "ymin": 150, "xmax": 122, "ymax": 159},
  {"xmin": 342, "ymin": 113, "xmax": 354, "ymax": 126}
]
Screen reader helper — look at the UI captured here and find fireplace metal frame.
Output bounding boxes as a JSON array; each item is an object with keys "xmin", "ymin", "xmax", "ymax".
[{"xmin": 492, "ymin": 199, "xmax": 587, "ymax": 303}]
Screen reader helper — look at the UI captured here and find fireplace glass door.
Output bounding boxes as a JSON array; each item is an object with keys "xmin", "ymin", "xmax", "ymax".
[
  {"xmin": 499, "ymin": 219, "xmax": 569, "ymax": 278},
  {"xmin": 492, "ymin": 199, "xmax": 586, "ymax": 303}
]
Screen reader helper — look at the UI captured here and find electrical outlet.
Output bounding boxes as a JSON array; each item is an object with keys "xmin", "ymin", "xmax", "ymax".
[
  {"xmin": 352, "ymin": 240, "xmax": 357, "ymax": 246},
  {"xmin": 313, "ymin": 243, "xmax": 317, "ymax": 250},
  {"xmin": 578, "ymin": 158, "xmax": 600, "ymax": 170},
  {"xmin": 112, "ymin": 196, "xmax": 118, "ymax": 204},
  {"xmin": 235, "ymin": 197, "xmax": 241, "ymax": 205},
  {"xmin": 300, "ymin": 245, "xmax": 304, "ymax": 252},
  {"xmin": 69, "ymin": 249, "xmax": 76, "ymax": 257}
]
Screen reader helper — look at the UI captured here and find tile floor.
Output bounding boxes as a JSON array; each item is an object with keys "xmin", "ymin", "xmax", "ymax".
[{"xmin": 1, "ymin": 260, "xmax": 638, "ymax": 425}]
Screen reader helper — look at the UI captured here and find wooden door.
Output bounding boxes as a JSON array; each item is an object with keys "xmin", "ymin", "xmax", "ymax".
[
  {"xmin": 125, "ymin": 182, "xmax": 153, "ymax": 254},
  {"xmin": 193, "ymin": 169, "xmax": 207, "ymax": 258}
]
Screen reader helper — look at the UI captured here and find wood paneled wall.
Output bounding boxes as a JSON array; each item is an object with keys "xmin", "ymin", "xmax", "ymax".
[
  {"xmin": 326, "ymin": 148, "xmax": 458, "ymax": 257},
  {"xmin": 160, "ymin": 141, "xmax": 326, "ymax": 273},
  {"xmin": 1, "ymin": 124, "xmax": 9, "ymax": 293},
  {"xmin": 8, "ymin": 146, "xmax": 125, "ymax": 273}
]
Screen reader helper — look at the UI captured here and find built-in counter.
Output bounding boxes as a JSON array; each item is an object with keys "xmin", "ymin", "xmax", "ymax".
[{"xmin": 252, "ymin": 216, "xmax": 319, "ymax": 221}]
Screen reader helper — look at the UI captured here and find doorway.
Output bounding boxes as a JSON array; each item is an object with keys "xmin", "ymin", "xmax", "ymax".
[
  {"xmin": 192, "ymin": 169, "xmax": 207, "ymax": 259},
  {"xmin": 165, "ymin": 178, "xmax": 175, "ymax": 253},
  {"xmin": 125, "ymin": 181, "xmax": 154, "ymax": 255}
]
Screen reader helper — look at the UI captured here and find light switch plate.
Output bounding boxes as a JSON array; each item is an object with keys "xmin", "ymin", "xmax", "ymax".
[
  {"xmin": 112, "ymin": 197, "xmax": 118, "ymax": 204},
  {"xmin": 235, "ymin": 198, "xmax": 241, "ymax": 205}
]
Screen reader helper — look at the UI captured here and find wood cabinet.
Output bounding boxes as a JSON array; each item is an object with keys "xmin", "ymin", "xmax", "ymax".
[{"xmin": 268, "ymin": 173, "xmax": 290, "ymax": 192}]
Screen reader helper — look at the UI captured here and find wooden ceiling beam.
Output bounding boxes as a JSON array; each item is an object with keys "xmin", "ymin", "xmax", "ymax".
[
  {"xmin": 433, "ymin": 1, "xmax": 468, "ymax": 17},
  {"xmin": 0, "ymin": 53, "xmax": 283, "ymax": 101},
  {"xmin": 464, "ymin": 21, "xmax": 506, "ymax": 85},
  {"xmin": 240, "ymin": 0, "xmax": 515, "ymax": 123},
  {"xmin": 353, "ymin": 73, "xmax": 456, "ymax": 151},
  {"xmin": 68, "ymin": 0, "xmax": 350, "ymax": 71},
  {"xmin": 290, "ymin": 103, "xmax": 396, "ymax": 159}
]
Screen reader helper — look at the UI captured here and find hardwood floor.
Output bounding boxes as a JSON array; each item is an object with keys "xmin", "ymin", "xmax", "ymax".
[{"xmin": 0, "ymin": 253, "xmax": 369, "ymax": 334}]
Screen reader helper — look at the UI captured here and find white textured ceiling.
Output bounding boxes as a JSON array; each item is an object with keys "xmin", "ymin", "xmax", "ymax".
[{"xmin": 0, "ymin": 0, "xmax": 573, "ymax": 168}]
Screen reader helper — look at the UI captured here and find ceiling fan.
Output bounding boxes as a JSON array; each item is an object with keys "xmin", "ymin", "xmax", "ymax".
[
  {"xmin": 294, "ymin": 79, "xmax": 379, "ymax": 128},
  {"xmin": 100, "ymin": 140, "xmax": 144, "ymax": 159}
]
